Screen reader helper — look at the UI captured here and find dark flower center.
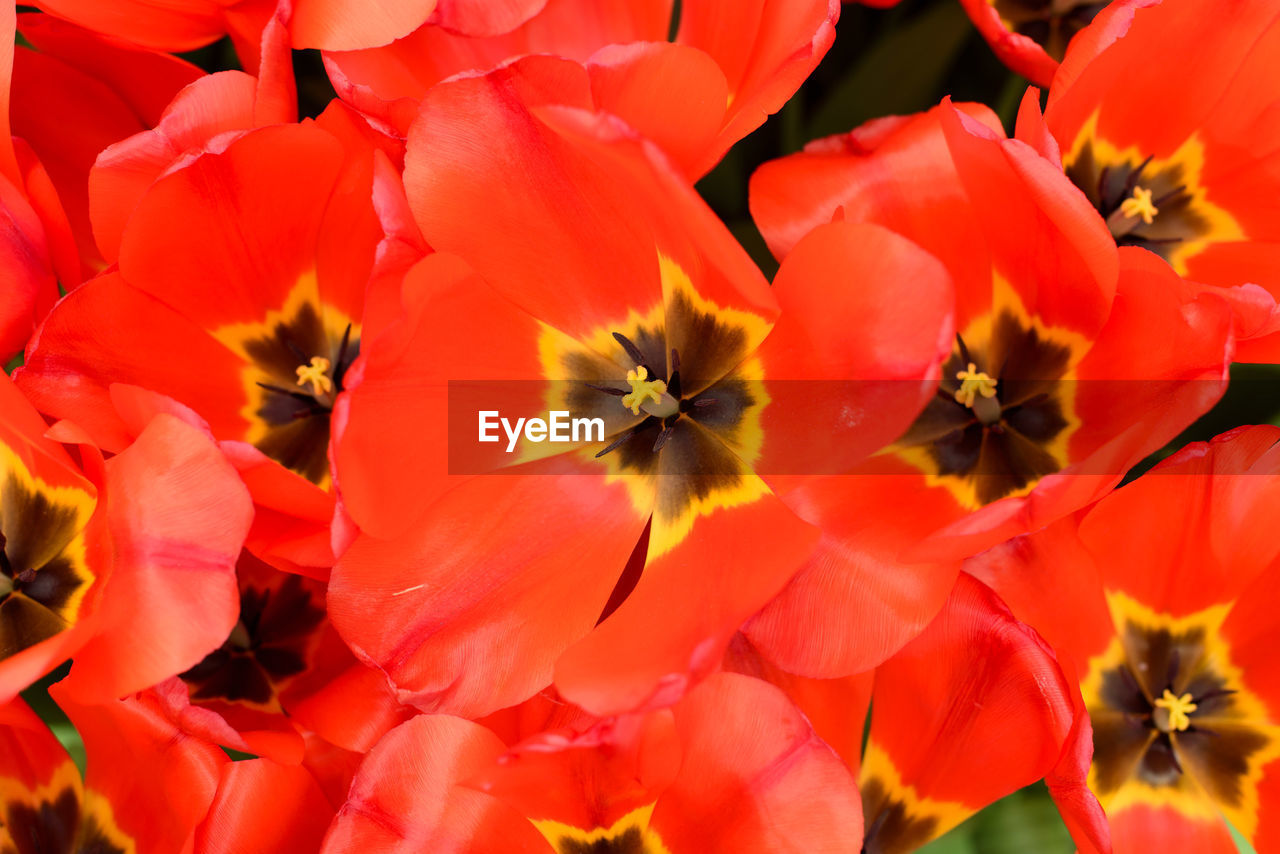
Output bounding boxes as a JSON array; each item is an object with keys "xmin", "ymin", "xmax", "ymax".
[
  {"xmin": 1065, "ymin": 138, "xmax": 1212, "ymax": 264},
  {"xmin": 991, "ymin": 0, "xmax": 1108, "ymax": 59},
  {"xmin": 240, "ymin": 301, "xmax": 360, "ymax": 486},
  {"xmin": 895, "ymin": 308, "xmax": 1076, "ymax": 508},
  {"xmin": 0, "ymin": 457, "xmax": 94, "ymax": 662},
  {"xmin": 0, "ymin": 771, "xmax": 130, "ymax": 854},
  {"xmin": 1089, "ymin": 607, "xmax": 1273, "ymax": 811},
  {"xmin": 180, "ymin": 570, "xmax": 325, "ymax": 708}
]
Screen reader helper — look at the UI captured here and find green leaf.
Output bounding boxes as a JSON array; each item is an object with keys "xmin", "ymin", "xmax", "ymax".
[
  {"xmin": 1231, "ymin": 822, "xmax": 1258, "ymax": 854},
  {"xmin": 4, "ymin": 352, "xmax": 21, "ymax": 375},
  {"xmin": 919, "ymin": 784, "xmax": 1072, "ymax": 854},
  {"xmin": 807, "ymin": 1, "xmax": 973, "ymax": 140}
]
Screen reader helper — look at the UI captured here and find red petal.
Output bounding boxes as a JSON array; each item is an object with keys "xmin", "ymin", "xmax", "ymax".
[
  {"xmin": 17, "ymin": 272, "xmax": 249, "ymax": 453},
  {"xmin": 585, "ymin": 42, "xmax": 728, "ymax": 180},
  {"xmin": 749, "ymin": 101, "xmax": 1002, "ymax": 274},
  {"xmin": 0, "ymin": 697, "xmax": 70, "ymax": 785},
  {"xmin": 324, "ymin": 0, "xmax": 669, "ymax": 135},
  {"xmin": 429, "ymin": 0, "xmax": 549, "ymax": 38},
  {"xmin": 197, "ymin": 760, "xmax": 332, "ymax": 853},
  {"xmin": 722, "ymin": 634, "xmax": 873, "ymax": 775},
  {"xmin": 554, "ymin": 487, "xmax": 817, "ymax": 716},
  {"xmin": 62, "ymin": 415, "xmax": 250, "ymax": 701},
  {"xmin": 676, "ymin": 0, "xmax": 837, "ymax": 167},
  {"xmin": 17, "ymin": 13, "xmax": 203, "ymax": 126},
  {"xmin": 291, "ymin": 0, "xmax": 439, "ymax": 50},
  {"xmin": 939, "ymin": 100, "xmax": 1117, "ymax": 338},
  {"xmin": 956, "ymin": 0, "xmax": 1059, "ymax": 86},
  {"xmin": 861, "ymin": 575, "xmax": 1085, "ymax": 848},
  {"xmin": 1108, "ymin": 804, "xmax": 1237, "ymax": 854},
  {"xmin": 118, "ymin": 123, "xmax": 369, "ymax": 327},
  {"xmin": 322, "ymin": 715, "xmax": 548, "ymax": 852},
  {"xmin": 331, "ymin": 253, "xmax": 550, "ymax": 542},
  {"xmin": 33, "ymin": 0, "xmax": 226, "ymax": 53},
  {"xmin": 650, "ymin": 672, "xmax": 864, "ymax": 850},
  {"xmin": 329, "ymin": 472, "xmax": 648, "ymax": 719},
  {"xmin": 51, "ymin": 684, "xmax": 228, "ymax": 854},
  {"xmin": 744, "ymin": 468, "xmax": 963, "ymax": 677},
  {"xmin": 755, "ymin": 220, "xmax": 952, "ymax": 477},
  {"xmin": 89, "ymin": 71, "xmax": 261, "ymax": 265}
]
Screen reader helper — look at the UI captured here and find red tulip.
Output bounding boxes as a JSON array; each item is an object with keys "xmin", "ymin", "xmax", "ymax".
[
  {"xmin": 971, "ymin": 425, "xmax": 1280, "ymax": 852},
  {"xmin": 747, "ymin": 99, "xmax": 1233, "ymax": 678},
  {"xmin": 327, "ymin": 55, "xmax": 953, "ymax": 719},
  {"xmin": 324, "ymin": 0, "xmax": 839, "ymax": 178},
  {"xmin": 323, "ymin": 672, "xmax": 863, "ymax": 852},
  {"xmin": 1034, "ymin": 0, "xmax": 1280, "ymax": 360}
]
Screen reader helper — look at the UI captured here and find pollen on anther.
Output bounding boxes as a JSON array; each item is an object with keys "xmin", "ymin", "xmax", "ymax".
[
  {"xmin": 296, "ymin": 356, "xmax": 334, "ymax": 395},
  {"xmin": 621, "ymin": 365, "xmax": 667, "ymax": 416},
  {"xmin": 1154, "ymin": 689, "xmax": 1198, "ymax": 732},
  {"xmin": 954, "ymin": 362, "xmax": 998, "ymax": 409},
  {"xmin": 1120, "ymin": 186, "xmax": 1159, "ymax": 225}
]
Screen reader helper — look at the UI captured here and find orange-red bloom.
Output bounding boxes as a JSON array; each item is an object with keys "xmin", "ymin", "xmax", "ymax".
[
  {"xmin": 730, "ymin": 573, "xmax": 1109, "ymax": 853},
  {"xmin": 0, "ymin": 690, "xmax": 225, "ymax": 852},
  {"xmin": 11, "ymin": 13, "xmax": 206, "ymax": 277},
  {"xmin": 747, "ymin": 99, "xmax": 1234, "ymax": 678},
  {"xmin": 105, "ymin": 548, "xmax": 411, "ymax": 765},
  {"xmin": 323, "ymin": 672, "xmax": 862, "ymax": 852},
  {"xmin": 0, "ymin": 372, "xmax": 252, "ymax": 705},
  {"xmin": 30, "ymin": 0, "xmax": 515, "ymax": 60},
  {"xmin": 324, "ymin": 0, "xmax": 838, "ymax": 178},
  {"xmin": 971, "ymin": 425, "xmax": 1280, "ymax": 852},
  {"xmin": 957, "ymin": 0, "xmax": 1110, "ymax": 87},
  {"xmin": 1033, "ymin": 0, "xmax": 1280, "ymax": 360},
  {"xmin": 328, "ymin": 55, "xmax": 953, "ymax": 719},
  {"xmin": 0, "ymin": 9, "xmax": 79, "ymax": 360},
  {"xmin": 17, "ymin": 108, "xmax": 388, "ymax": 576}
]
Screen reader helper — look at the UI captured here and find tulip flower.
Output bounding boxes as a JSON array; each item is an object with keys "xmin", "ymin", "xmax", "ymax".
[
  {"xmin": 971, "ymin": 425, "xmax": 1280, "ymax": 852},
  {"xmin": 1031, "ymin": 0, "xmax": 1280, "ymax": 360},
  {"xmin": 747, "ymin": 99, "xmax": 1234, "ymax": 678},
  {"xmin": 328, "ymin": 55, "xmax": 954, "ymax": 720}
]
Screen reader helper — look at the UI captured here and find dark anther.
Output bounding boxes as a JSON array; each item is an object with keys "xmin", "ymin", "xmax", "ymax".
[
  {"xmin": 667, "ymin": 348, "xmax": 682, "ymax": 399},
  {"xmin": 612, "ymin": 332, "xmax": 648, "ymax": 368},
  {"xmin": 653, "ymin": 425, "xmax": 675, "ymax": 452},
  {"xmin": 1119, "ymin": 664, "xmax": 1145, "ymax": 698},
  {"xmin": 1122, "ymin": 711, "xmax": 1148, "ymax": 729},
  {"xmin": 1195, "ymin": 688, "xmax": 1238, "ymax": 702},
  {"xmin": 585, "ymin": 383, "xmax": 626, "ymax": 396},
  {"xmin": 1153, "ymin": 184, "xmax": 1188, "ymax": 207},
  {"xmin": 955, "ymin": 333, "xmax": 972, "ymax": 364},
  {"xmin": 15, "ymin": 569, "xmax": 36, "ymax": 584},
  {"xmin": 1165, "ymin": 649, "xmax": 1181, "ymax": 689},
  {"xmin": 283, "ymin": 336, "xmax": 309, "ymax": 364},
  {"xmin": 1125, "ymin": 155, "xmax": 1155, "ymax": 192},
  {"xmin": 595, "ymin": 430, "xmax": 635, "ymax": 459},
  {"xmin": 256, "ymin": 381, "xmax": 317, "ymax": 403},
  {"xmin": 1166, "ymin": 741, "xmax": 1184, "ymax": 774},
  {"xmin": 332, "ymin": 323, "xmax": 354, "ymax": 390},
  {"xmin": 861, "ymin": 807, "xmax": 890, "ymax": 851}
]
